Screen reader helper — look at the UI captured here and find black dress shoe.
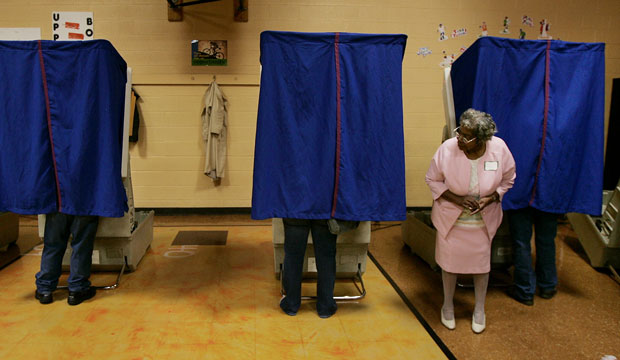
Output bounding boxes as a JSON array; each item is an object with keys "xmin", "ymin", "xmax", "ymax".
[
  {"xmin": 67, "ymin": 287, "xmax": 96, "ymax": 306},
  {"xmin": 539, "ymin": 288, "xmax": 557, "ymax": 299},
  {"xmin": 507, "ymin": 287, "xmax": 534, "ymax": 306},
  {"xmin": 35, "ymin": 290, "xmax": 53, "ymax": 304}
]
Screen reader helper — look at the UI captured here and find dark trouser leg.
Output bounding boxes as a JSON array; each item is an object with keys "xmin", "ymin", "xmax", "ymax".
[
  {"xmin": 533, "ymin": 210, "xmax": 558, "ymax": 291},
  {"xmin": 36, "ymin": 213, "xmax": 72, "ymax": 293},
  {"xmin": 507, "ymin": 208, "xmax": 536, "ymax": 299},
  {"xmin": 310, "ymin": 220, "xmax": 338, "ymax": 317},
  {"xmin": 281, "ymin": 218, "xmax": 311, "ymax": 314},
  {"xmin": 67, "ymin": 216, "xmax": 98, "ymax": 292}
]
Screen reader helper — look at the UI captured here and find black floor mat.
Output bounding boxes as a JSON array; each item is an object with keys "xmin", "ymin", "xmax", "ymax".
[{"xmin": 171, "ymin": 230, "xmax": 228, "ymax": 245}]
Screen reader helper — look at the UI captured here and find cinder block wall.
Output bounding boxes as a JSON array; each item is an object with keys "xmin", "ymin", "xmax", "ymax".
[{"xmin": 1, "ymin": 0, "xmax": 618, "ymax": 208}]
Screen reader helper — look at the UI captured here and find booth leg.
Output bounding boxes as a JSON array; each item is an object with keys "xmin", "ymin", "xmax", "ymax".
[
  {"xmin": 333, "ymin": 265, "xmax": 366, "ymax": 300},
  {"xmin": 57, "ymin": 256, "xmax": 127, "ymax": 291},
  {"xmin": 95, "ymin": 256, "xmax": 127, "ymax": 290},
  {"xmin": 280, "ymin": 263, "xmax": 366, "ymax": 301}
]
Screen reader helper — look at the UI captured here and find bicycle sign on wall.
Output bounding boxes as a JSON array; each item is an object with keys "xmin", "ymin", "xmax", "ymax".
[{"xmin": 191, "ymin": 40, "xmax": 228, "ymax": 66}]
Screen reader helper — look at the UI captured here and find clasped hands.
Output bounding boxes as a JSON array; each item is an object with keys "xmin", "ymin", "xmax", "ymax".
[{"xmin": 460, "ymin": 194, "xmax": 495, "ymax": 214}]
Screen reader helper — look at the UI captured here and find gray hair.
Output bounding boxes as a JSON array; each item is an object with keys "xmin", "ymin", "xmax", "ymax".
[{"xmin": 459, "ymin": 108, "xmax": 497, "ymax": 142}]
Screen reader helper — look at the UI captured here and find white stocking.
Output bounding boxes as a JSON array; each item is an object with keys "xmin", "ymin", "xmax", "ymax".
[
  {"xmin": 442, "ymin": 270, "xmax": 457, "ymax": 320},
  {"xmin": 473, "ymin": 273, "xmax": 489, "ymax": 324}
]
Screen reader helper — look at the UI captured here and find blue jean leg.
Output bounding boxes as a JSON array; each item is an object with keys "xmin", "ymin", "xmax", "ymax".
[
  {"xmin": 36, "ymin": 213, "xmax": 72, "ymax": 293},
  {"xmin": 310, "ymin": 221, "xmax": 337, "ymax": 317},
  {"xmin": 281, "ymin": 218, "xmax": 311, "ymax": 314},
  {"xmin": 35, "ymin": 213, "xmax": 98, "ymax": 293},
  {"xmin": 533, "ymin": 210, "xmax": 558, "ymax": 291},
  {"xmin": 67, "ymin": 215, "xmax": 98, "ymax": 292},
  {"xmin": 507, "ymin": 208, "xmax": 536, "ymax": 299}
]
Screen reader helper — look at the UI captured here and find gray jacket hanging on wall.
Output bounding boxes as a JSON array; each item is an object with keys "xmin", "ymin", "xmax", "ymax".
[{"xmin": 201, "ymin": 80, "xmax": 228, "ymax": 181}]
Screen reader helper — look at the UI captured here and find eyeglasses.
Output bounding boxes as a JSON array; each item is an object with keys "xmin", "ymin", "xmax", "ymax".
[{"xmin": 453, "ymin": 127, "xmax": 477, "ymax": 144}]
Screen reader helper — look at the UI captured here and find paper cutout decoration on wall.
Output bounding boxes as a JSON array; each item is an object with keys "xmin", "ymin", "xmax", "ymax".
[
  {"xmin": 538, "ymin": 19, "xmax": 552, "ymax": 39},
  {"xmin": 437, "ymin": 24, "xmax": 447, "ymax": 41},
  {"xmin": 479, "ymin": 21, "xmax": 488, "ymax": 37},
  {"xmin": 439, "ymin": 50, "xmax": 455, "ymax": 68},
  {"xmin": 519, "ymin": 28, "xmax": 526, "ymax": 39},
  {"xmin": 522, "ymin": 15, "xmax": 533, "ymax": 27},
  {"xmin": 417, "ymin": 47, "xmax": 432, "ymax": 57},
  {"xmin": 52, "ymin": 12, "xmax": 94, "ymax": 41},
  {"xmin": 499, "ymin": 16, "xmax": 510, "ymax": 34},
  {"xmin": 451, "ymin": 28, "xmax": 467, "ymax": 38}
]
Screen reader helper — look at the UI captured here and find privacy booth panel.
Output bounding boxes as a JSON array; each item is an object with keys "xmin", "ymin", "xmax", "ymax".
[
  {"xmin": 0, "ymin": 40, "xmax": 128, "ymax": 217},
  {"xmin": 451, "ymin": 37, "xmax": 605, "ymax": 215},
  {"xmin": 252, "ymin": 31, "xmax": 407, "ymax": 221}
]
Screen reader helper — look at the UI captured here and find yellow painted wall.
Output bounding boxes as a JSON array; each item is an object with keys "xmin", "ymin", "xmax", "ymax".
[{"xmin": 1, "ymin": 0, "xmax": 619, "ymax": 208}]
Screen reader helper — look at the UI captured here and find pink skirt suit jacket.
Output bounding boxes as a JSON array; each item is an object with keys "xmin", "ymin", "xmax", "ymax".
[{"xmin": 425, "ymin": 136, "xmax": 516, "ymax": 273}]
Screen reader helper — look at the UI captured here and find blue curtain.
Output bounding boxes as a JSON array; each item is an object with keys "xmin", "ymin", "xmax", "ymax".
[
  {"xmin": 0, "ymin": 40, "xmax": 128, "ymax": 217},
  {"xmin": 252, "ymin": 31, "xmax": 407, "ymax": 221},
  {"xmin": 451, "ymin": 37, "xmax": 605, "ymax": 215}
]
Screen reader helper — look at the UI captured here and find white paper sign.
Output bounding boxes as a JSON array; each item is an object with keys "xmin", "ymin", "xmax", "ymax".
[
  {"xmin": 52, "ymin": 12, "xmax": 94, "ymax": 41},
  {"xmin": 485, "ymin": 161, "xmax": 499, "ymax": 171},
  {"xmin": 0, "ymin": 28, "xmax": 41, "ymax": 40}
]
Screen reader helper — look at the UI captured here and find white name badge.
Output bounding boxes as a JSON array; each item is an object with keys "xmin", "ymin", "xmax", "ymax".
[{"xmin": 484, "ymin": 161, "xmax": 498, "ymax": 171}]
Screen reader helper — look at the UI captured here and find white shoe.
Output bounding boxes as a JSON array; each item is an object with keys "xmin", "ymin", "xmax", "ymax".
[
  {"xmin": 472, "ymin": 314, "xmax": 486, "ymax": 334},
  {"xmin": 441, "ymin": 309, "xmax": 456, "ymax": 330}
]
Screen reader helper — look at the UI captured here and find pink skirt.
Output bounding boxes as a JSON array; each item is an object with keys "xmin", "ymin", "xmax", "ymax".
[{"xmin": 435, "ymin": 224, "xmax": 491, "ymax": 274}]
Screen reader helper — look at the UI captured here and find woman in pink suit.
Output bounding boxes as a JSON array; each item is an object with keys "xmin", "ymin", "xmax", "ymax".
[{"xmin": 425, "ymin": 109, "xmax": 516, "ymax": 333}]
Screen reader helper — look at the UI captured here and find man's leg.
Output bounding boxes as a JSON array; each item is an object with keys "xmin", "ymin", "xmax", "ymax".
[
  {"xmin": 507, "ymin": 208, "xmax": 536, "ymax": 302},
  {"xmin": 280, "ymin": 218, "xmax": 311, "ymax": 315},
  {"xmin": 67, "ymin": 215, "xmax": 98, "ymax": 305},
  {"xmin": 310, "ymin": 220, "xmax": 338, "ymax": 318},
  {"xmin": 533, "ymin": 209, "xmax": 558, "ymax": 298},
  {"xmin": 35, "ymin": 213, "xmax": 72, "ymax": 303}
]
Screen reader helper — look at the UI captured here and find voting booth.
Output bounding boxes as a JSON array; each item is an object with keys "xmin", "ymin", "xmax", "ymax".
[
  {"xmin": 36, "ymin": 66, "xmax": 154, "ymax": 277},
  {"xmin": 0, "ymin": 40, "xmax": 153, "ymax": 288},
  {"xmin": 400, "ymin": 36, "xmax": 606, "ymax": 270},
  {"xmin": 253, "ymin": 32, "xmax": 409, "ymax": 300},
  {"xmin": 31, "ymin": 64, "xmax": 153, "ymax": 290},
  {"xmin": 450, "ymin": 37, "xmax": 608, "ymax": 272}
]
